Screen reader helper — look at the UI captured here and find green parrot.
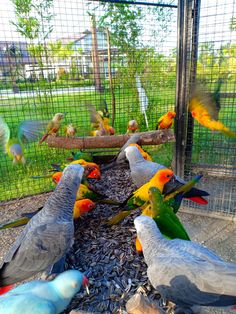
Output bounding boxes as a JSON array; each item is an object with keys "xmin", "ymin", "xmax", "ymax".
[
  {"xmin": 135, "ymin": 186, "xmax": 191, "ymax": 253},
  {"xmin": 143, "ymin": 187, "xmax": 190, "ymax": 240},
  {"xmin": 107, "ymin": 174, "xmax": 204, "ymax": 226},
  {"xmin": 0, "ymin": 117, "xmax": 45, "ymax": 164}
]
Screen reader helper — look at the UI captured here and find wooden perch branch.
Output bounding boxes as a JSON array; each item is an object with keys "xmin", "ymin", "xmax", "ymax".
[{"xmin": 47, "ymin": 130, "xmax": 175, "ymax": 150}]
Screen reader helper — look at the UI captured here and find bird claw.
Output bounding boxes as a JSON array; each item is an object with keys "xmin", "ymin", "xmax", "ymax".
[{"xmin": 41, "ymin": 272, "xmax": 58, "ymax": 281}]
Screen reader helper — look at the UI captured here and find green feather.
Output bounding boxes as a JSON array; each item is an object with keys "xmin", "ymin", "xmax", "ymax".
[{"xmin": 146, "ymin": 187, "xmax": 190, "ymax": 240}]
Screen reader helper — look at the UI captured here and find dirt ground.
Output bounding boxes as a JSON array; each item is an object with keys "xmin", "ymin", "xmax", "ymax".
[{"xmin": 0, "ymin": 167, "xmax": 235, "ymax": 314}]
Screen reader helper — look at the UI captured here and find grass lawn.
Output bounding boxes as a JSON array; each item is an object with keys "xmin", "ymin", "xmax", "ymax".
[{"xmin": 0, "ymin": 84, "xmax": 236, "ymax": 202}]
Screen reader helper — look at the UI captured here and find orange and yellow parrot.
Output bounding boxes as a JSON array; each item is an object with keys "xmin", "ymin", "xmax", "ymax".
[
  {"xmin": 64, "ymin": 124, "xmax": 76, "ymax": 137},
  {"xmin": 39, "ymin": 113, "xmax": 64, "ymax": 144},
  {"xmin": 106, "ymin": 168, "xmax": 174, "ymax": 225},
  {"xmin": 88, "ymin": 100, "xmax": 115, "ymax": 136},
  {"xmin": 156, "ymin": 111, "xmax": 176, "ymax": 130},
  {"xmin": 189, "ymin": 81, "xmax": 236, "ymax": 138},
  {"xmin": 0, "ymin": 199, "xmax": 96, "ymax": 231},
  {"xmin": 51, "ymin": 159, "xmax": 101, "ymax": 180}
]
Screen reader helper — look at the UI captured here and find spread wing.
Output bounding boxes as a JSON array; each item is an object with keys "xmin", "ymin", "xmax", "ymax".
[
  {"xmin": 18, "ymin": 120, "xmax": 47, "ymax": 144},
  {"xmin": 189, "ymin": 83, "xmax": 219, "ymax": 121},
  {"xmin": 0, "ymin": 116, "xmax": 10, "ymax": 152}
]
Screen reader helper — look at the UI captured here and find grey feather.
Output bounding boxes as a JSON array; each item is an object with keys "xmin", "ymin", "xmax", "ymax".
[
  {"xmin": 134, "ymin": 216, "xmax": 236, "ymax": 309},
  {"xmin": 101, "ymin": 134, "xmax": 140, "ymax": 171},
  {"xmin": 124, "ymin": 146, "xmax": 209, "ymax": 198},
  {"xmin": 124, "ymin": 145, "xmax": 165, "ymax": 187},
  {"xmin": 18, "ymin": 120, "xmax": 47, "ymax": 144},
  {"xmin": 0, "ymin": 164, "xmax": 84, "ymax": 286}
]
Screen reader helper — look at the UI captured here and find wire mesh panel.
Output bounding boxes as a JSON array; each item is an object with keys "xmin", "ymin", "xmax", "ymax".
[
  {"xmin": 184, "ymin": 0, "xmax": 236, "ymax": 214},
  {"xmin": 0, "ymin": 0, "xmax": 178, "ymax": 202}
]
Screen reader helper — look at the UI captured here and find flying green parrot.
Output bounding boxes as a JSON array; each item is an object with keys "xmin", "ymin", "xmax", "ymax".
[{"xmin": 0, "ymin": 117, "xmax": 45, "ymax": 164}]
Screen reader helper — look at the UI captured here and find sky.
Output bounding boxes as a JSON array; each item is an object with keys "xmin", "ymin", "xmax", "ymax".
[{"xmin": 0, "ymin": 0, "xmax": 235, "ymax": 54}]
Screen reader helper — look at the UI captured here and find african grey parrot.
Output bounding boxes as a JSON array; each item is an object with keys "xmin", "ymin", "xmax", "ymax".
[
  {"xmin": 0, "ymin": 164, "xmax": 84, "ymax": 290},
  {"xmin": 101, "ymin": 133, "xmax": 141, "ymax": 170},
  {"xmin": 134, "ymin": 215, "xmax": 236, "ymax": 312},
  {"xmin": 124, "ymin": 145, "xmax": 209, "ymax": 204}
]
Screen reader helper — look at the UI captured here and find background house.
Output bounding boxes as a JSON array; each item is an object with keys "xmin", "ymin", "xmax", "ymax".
[
  {"xmin": 0, "ymin": 41, "xmax": 36, "ymax": 83},
  {"xmin": 60, "ymin": 29, "xmax": 118, "ymax": 79}
]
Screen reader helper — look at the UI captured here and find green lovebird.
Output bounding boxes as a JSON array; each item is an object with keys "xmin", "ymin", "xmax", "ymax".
[{"xmin": 0, "ymin": 116, "xmax": 45, "ymax": 164}]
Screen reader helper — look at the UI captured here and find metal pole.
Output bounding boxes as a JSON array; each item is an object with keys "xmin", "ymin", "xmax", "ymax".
[
  {"xmin": 185, "ymin": 0, "xmax": 201, "ymax": 172},
  {"xmin": 174, "ymin": 0, "xmax": 193, "ymax": 177}
]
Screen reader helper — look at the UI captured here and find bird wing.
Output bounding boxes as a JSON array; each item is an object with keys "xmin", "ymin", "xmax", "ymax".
[
  {"xmin": 0, "ymin": 219, "xmax": 73, "ymax": 285},
  {"xmin": 99, "ymin": 99, "xmax": 110, "ymax": 118},
  {"xmin": 148, "ymin": 253, "xmax": 236, "ymax": 307},
  {"xmin": 0, "ymin": 116, "xmax": 10, "ymax": 153},
  {"xmin": 157, "ymin": 114, "xmax": 165, "ymax": 125},
  {"xmin": 87, "ymin": 104, "xmax": 103, "ymax": 125},
  {"xmin": 0, "ymin": 294, "xmax": 56, "ymax": 314},
  {"xmin": 189, "ymin": 83, "xmax": 219, "ymax": 121},
  {"xmin": 18, "ymin": 120, "xmax": 47, "ymax": 144}
]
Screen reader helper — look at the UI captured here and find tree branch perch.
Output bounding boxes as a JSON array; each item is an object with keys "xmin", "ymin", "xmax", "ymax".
[{"xmin": 47, "ymin": 130, "xmax": 175, "ymax": 150}]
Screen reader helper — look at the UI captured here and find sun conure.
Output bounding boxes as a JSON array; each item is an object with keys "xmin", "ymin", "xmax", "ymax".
[
  {"xmin": 88, "ymin": 100, "xmax": 114, "ymax": 136},
  {"xmin": 156, "ymin": 111, "xmax": 176, "ymax": 130},
  {"xmin": 106, "ymin": 169, "xmax": 174, "ymax": 226},
  {"xmin": 135, "ymin": 175, "xmax": 203, "ymax": 252},
  {"xmin": 189, "ymin": 80, "xmax": 236, "ymax": 138},
  {"xmin": 0, "ymin": 199, "xmax": 96, "ymax": 231}
]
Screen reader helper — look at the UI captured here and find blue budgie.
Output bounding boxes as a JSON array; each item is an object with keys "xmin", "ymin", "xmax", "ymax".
[
  {"xmin": 0, "ymin": 269, "xmax": 88, "ymax": 314},
  {"xmin": 0, "ymin": 164, "xmax": 84, "ymax": 294},
  {"xmin": 134, "ymin": 216, "xmax": 236, "ymax": 313}
]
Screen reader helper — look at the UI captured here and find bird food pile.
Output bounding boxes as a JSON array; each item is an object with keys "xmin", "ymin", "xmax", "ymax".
[{"xmin": 63, "ymin": 165, "xmax": 163, "ymax": 314}]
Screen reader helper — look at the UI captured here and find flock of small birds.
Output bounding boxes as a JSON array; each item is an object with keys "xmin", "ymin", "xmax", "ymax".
[{"xmin": 0, "ymin": 81, "xmax": 236, "ymax": 314}]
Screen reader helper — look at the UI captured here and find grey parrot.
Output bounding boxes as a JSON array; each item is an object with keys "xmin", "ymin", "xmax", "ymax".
[
  {"xmin": 124, "ymin": 145, "xmax": 209, "ymax": 204},
  {"xmin": 0, "ymin": 164, "xmax": 84, "ymax": 291},
  {"xmin": 134, "ymin": 215, "xmax": 236, "ymax": 312},
  {"xmin": 101, "ymin": 134, "xmax": 141, "ymax": 171}
]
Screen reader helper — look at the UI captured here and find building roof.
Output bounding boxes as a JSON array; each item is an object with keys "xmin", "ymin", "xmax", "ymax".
[{"xmin": 0, "ymin": 41, "xmax": 37, "ymax": 66}]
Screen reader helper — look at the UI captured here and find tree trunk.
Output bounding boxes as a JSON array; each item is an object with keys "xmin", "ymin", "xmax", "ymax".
[
  {"xmin": 106, "ymin": 27, "xmax": 116, "ymax": 126},
  {"xmin": 90, "ymin": 14, "xmax": 102, "ymax": 92},
  {"xmin": 47, "ymin": 130, "xmax": 175, "ymax": 150}
]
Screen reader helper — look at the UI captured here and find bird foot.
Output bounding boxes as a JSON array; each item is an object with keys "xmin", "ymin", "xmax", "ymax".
[{"xmin": 41, "ymin": 272, "xmax": 58, "ymax": 281}]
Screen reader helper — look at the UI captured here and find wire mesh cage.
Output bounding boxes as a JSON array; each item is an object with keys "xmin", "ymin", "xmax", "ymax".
[
  {"xmin": 182, "ymin": 0, "xmax": 236, "ymax": 214},
  {"xmin": 0, "ymin": 0, "xmax": 178, "ymax": 202},
  {"xmin": 0, "ymin": 0, "xmax": 235, "ymax": 216}
]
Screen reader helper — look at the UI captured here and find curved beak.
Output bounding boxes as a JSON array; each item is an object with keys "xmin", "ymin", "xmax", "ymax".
[{"xmin": 82, "ymin": 276, "xmax": 90, "ymax": 295}]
